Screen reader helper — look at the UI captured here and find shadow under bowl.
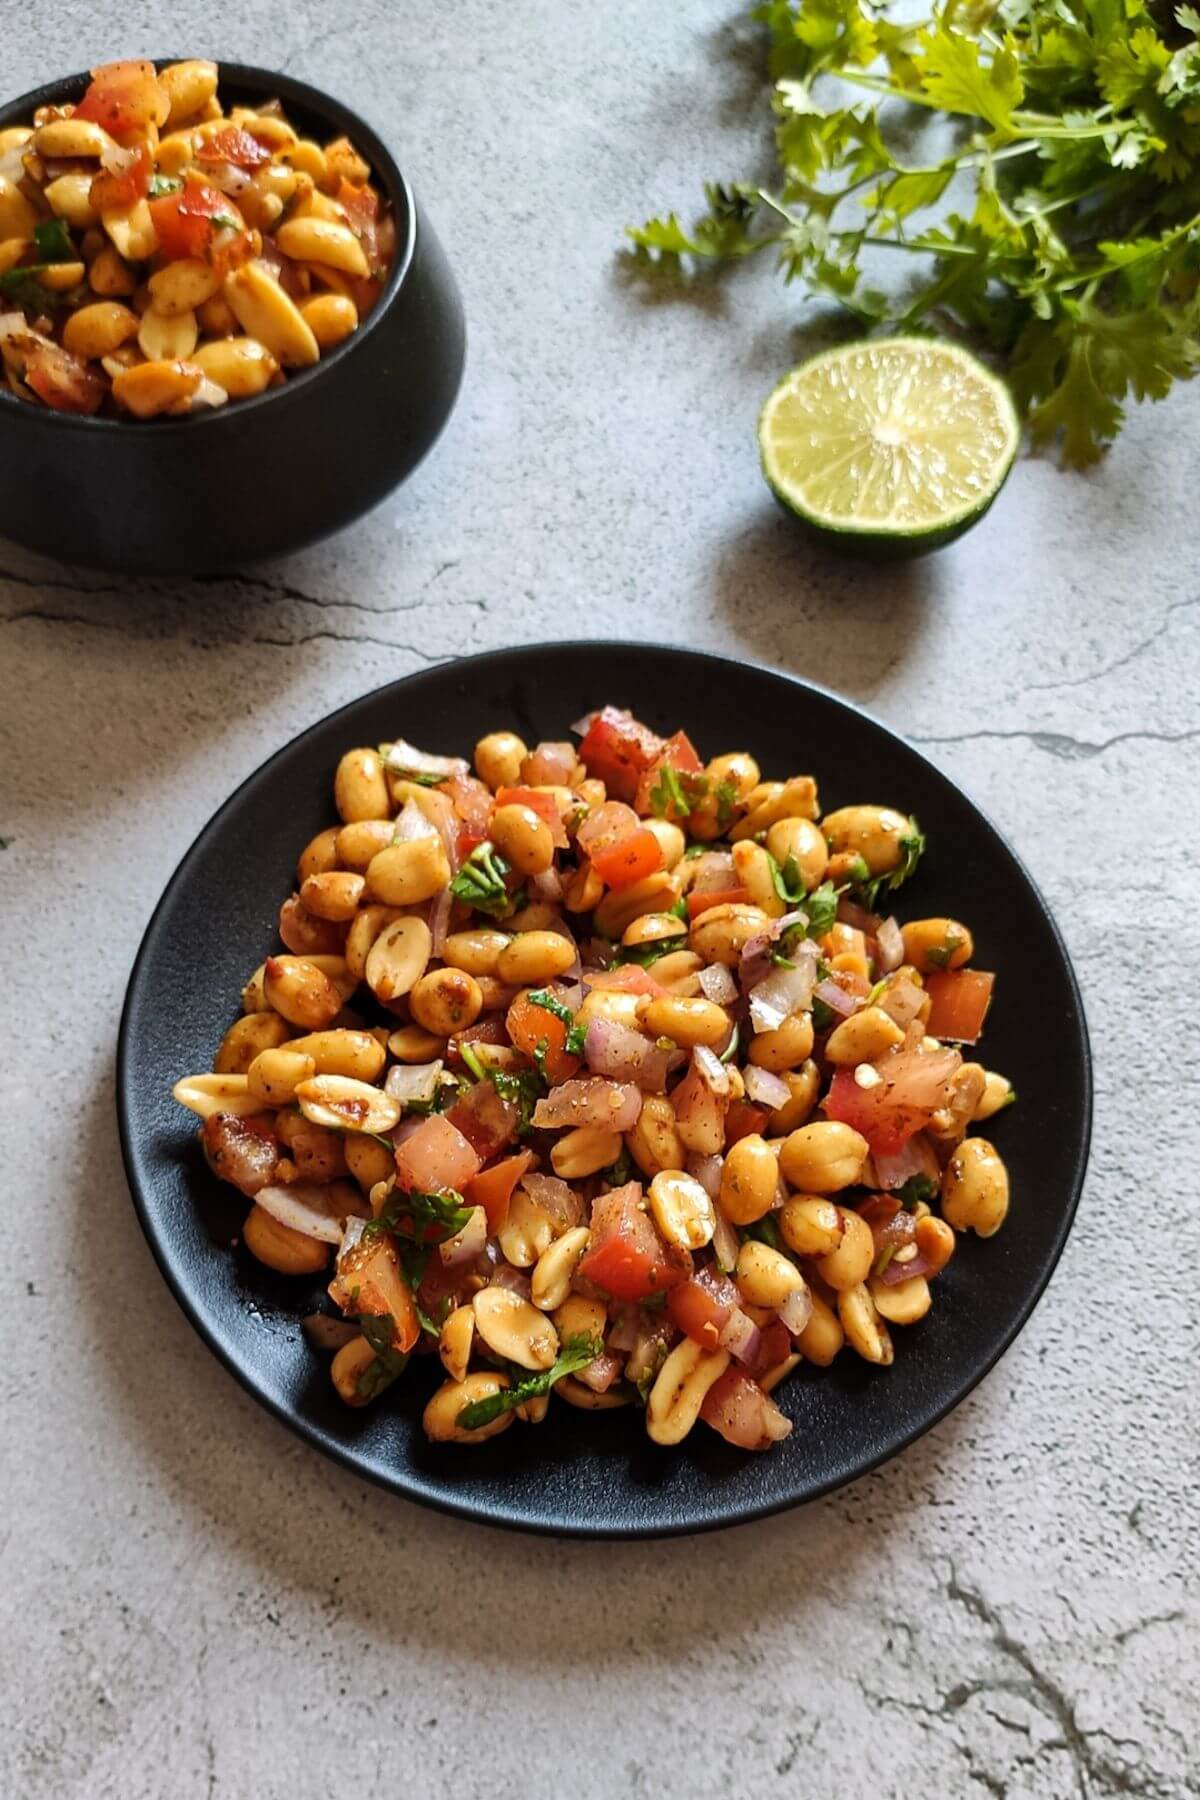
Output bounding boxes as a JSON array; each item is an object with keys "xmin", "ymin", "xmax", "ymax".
[{"xmin": 0, "ymin": 60, "xmax": 466, "ymax": 575}]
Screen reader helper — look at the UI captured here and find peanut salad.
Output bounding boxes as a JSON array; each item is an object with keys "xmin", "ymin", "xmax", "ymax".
[
  {"xmin": 0, "ymin": 59, "xmax": 393, "ymax": 416},
  {"xmin": 173, "ymin": 708, "xmax": 1015, "ymax": 1453}
]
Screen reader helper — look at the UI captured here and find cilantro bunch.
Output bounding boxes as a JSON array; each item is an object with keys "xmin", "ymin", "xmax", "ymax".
[{"xmin": 629, "ymin": 0, "xmax": 1200, "ymax": 464}]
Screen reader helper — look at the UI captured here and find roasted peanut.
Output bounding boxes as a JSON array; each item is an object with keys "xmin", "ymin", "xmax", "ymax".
[
  {"xmin": 330, "ymin": 1335, "xmax": 380, "ymax": 1406},
  {"xmin": 423, "ymin": 1374, "xmax": 513, "ymax": 1443},
  {"xmin": 688, "ymin": 902, "xmax": 771, "ymax": 968},
  {"xmin": 438, "ymin": 1305, "xmax": 475, "ymax": 1383},
  {"xmin": 779, "ymin": 1122, "xmax": 868, "ymax": 1194},
  {"xmin": 473, "ymin": 1287, "xmax": 559, "ymax": 1371},
  {"xmin": 626, "ymin": 1094, "xmax": 686, "ymax": 1178},
  {"xmin": 263, "ymin": 955, "xmax": 344, "ymax": 1030},
  {"xmin": 442, "ymin": 927, "xmax": 510, "ymax": 977},
  {"xmin": 531, "ymin": 1226, "xmax": 591, "ymax": 1312},
  {"xmin": 296, "ymin": 1074, "xmax": 400, "ymax": 1136},
  {"xmin": 779, "ymin": 1194, "xmax": 844, "ymax": 1258},
  {"xmin": 719, "ymin": 1134, "xmax": 779, "ymax": 1226},
  {"xmin": 640, "ymin": 994, "xmax": 731, "ymax": 1050},
  {"xmin": 901, "ymin": 917, "xmax": 974, "ymax": 973},
  {"xmin": 212, "ymin": 1010, "xmax": 291, "ymax": 1074},
  {"xmin": 824, "ymin": 1006, "xmax": 905, "ymax": 1067},
  {"xmin": 648, "ymin": 1170, "xmax": 716, "ymax": 1251},
  {"xmin": 410, "ymin": 967, "xmax": 482, "ymax": 1035},
  {"xmin": 366, "ymin": 837, "xmax": 452, "ymax": 906},
  {"xmin": 822, "ymin": 805, "xmax": 912, "ymax": 876},
  {"xmin": 497, "ymin": 931, "xmax": 576, "ymax": 987},
  {"xmin": 646, "ymin": 1341, "xmax": 730, "ymax": 1445},
  {"xmin": 838, "ymin": 1283, "xmax": 894, "ymax": 1365},
  {"xmin": 814, "ymin": 1207, "xmax": 874, "ymax": 1291},
  {"xmin": 300, "ymin": 870, "xmax": 365, "ymax": 921},
  {"xmin": 765, "ymin": 817, "xmax": 829, "ymax": 891},
  {"xmin": 973, "ymin": 1071, "xmax": 1015, "ymax": 1121},
  {"xmin": 551, "ymin": 1127, "xmax": 623, "ymax": 1180},
  {"xmin": 172, "ymin": 1071, "xmax": 264, "ymax": 1119},
  {"xmin": 748, "ymin": 1012, "xmax": 815, "ymax": 1073},
  {"xmin": 941, "ymin": 1137, "xmax": 1009, "ymax": 1236},
  {"xmin": 334, "ymin": 748, "xmax": 390, "ymax": 821},
  {"xmin": 243, "ymin": 1204, "xmax": 330, "ymax": 1275},
  {"xmin": 870, "ymin": 1275, "xmax": 931, "ymax": 1325},
  {"xmin": 248, "ymin": 1047, "xmax": 316, "ymax": 1105}
]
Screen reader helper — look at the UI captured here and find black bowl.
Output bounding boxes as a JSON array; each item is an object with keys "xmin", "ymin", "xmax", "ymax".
[
  {"xmin": 0, "ymin": 61, "xmax": 465, "ymax": 575},
  {"xmin": 117, "ymin": 643, "xmax": 1092, "ymax": 1537}
]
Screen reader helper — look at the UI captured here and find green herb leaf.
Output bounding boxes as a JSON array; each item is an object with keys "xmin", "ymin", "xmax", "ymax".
[
  {"xmin": 714, "ymin": 779, "xmax": 739, "ymax": 834},
  {"xmin": 896, "ymin": 1174, "xmax": 939, "ymax": 1209},
  {"xmin": 354, "ymin": 1312, "xmax": 410, "ymax": 1400},
  {"xmin": 742, "ymin": 1215, "xmax": 782, "ymax": 1250},
  {"xmin": 527, "ymin": 988, "xmax": 575, "ymax": 1028},
  {"xmin": 616, "ymin": 935, "xmax": 686, "ymax": 968},
  {"xmin": 488, "ymin": 1065, "xmax": 545, "ymax": 1134},
  {"xmin": 856, "ymin": 819, "xmax": 925, "ymax": 910},
  {"xmin": 148, "ymin": 172, "xmax": 184, "ymax": 197},
  {"xmin": 603, "ymin": 1145, "xmax": 634, "ymax": 1186},
  {"xmin": 32, "ymin": 218, "xmax": 74, "ymax": 262},
  {"xmin": 449, "ymin": 840, "xmax": 513, "ymax": 917},
  {"xmin": 455, "ymin": 1333, "xmax": 605, "ymax": 1429},
  {"xmin": 366, "ymin": 1187, "xmax": 475, "ymax": 1243}
]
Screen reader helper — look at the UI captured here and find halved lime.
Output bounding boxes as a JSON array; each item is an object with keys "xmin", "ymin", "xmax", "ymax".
[{"xmin": 758, "ymin": 337, "xmax": 1019, "ymax": 558}]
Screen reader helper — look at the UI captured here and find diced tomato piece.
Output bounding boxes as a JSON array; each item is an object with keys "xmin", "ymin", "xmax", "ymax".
[
  {"xmin": 591, "ymin": 828, "xmax": 664, "ymax": 891},
  {"xmin": 393, "ymin": 1114, "xmax": 481, "ymax": 1194},
  {"xmin": 576, "ymin": 801, "xmax": 640, "ymax": 858},
  {"xmin": 724, "ymin": 1099, "xmax": 770, "ymax": 1147},
  {"xmin": 579, "ymin": 1183, "xmax": 691, "ymax": 1302},
  {"xmin": 440, "ymin": 771, "xmax": 494, "ymax": 838},
  {"xmin": 700, "ymin": 1368, "xmax": 792, "ymax": 1450},
  {"xmin": 578, "ymin": 707, "xmax": 663, "ymax": 804},
  {"xmin": 328, "ymin": 1235, "xmax": 419, "ymax": 1354},
  {"xmin": 88, "ymin": 143, "xmax": 151, "ymax": 211},
  {"xmin": 464, "ymin": 1150, "xmax": 534, "ymax": 1234},
  {"xmin": 752, "ymin": 1319, "xmax": 792, "ymax": 1375},
  {"xmin": 634, "ymin": 730, "xmax": 705, "ymax": 816},
  {"xmin": 924, "ymin": 969, "xmax": 995, "ymax": 1044},
  {"xmin": 456, "ymin": 828, "xmax": 488, "ymax": 862},
  {"xmin": 195, "ymin": 125, "xmax": 272, "ymax": 169},
  {"xmin": 687, "ymin": 886, "xmax": 750, "ymax": 920},
  {"xmin": 446, "ymin": 1079, "xmax": 519, "ymax": 1160},
  {"xmin": 23, "ymin": 343, "xmax": 106, "ymax": 415},
  {"xmin": 149, "ymin": 181, "xmax": 245, "ymax": 261},
  {"xmin": 506, "ymin": 991, "xmax": 580, "ymax": 1085},
  {"xmin": 495, "ymin": 786, "xmax": 568, "ymax": 848},
  {"xmin": 584, "ymin": 966, "xmax": 666, "ymax": 996},
  {"xmin": 824, "ymin": 1047, "xmax": 960, "ymax": 1156},
  {"xmin": 72, "ymin": 60, "xmax": 165, "ymax": 135},
  {"xmin": 337, "ymin": 178, "xmax": 381, "ymax": 267},
  {"xmin": 667, "ymin": 1267, "xmax": 737, "ymax": 1349}
]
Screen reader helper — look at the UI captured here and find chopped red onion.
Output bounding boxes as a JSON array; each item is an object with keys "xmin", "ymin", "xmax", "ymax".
[
  {"xmin": 428, "ymin": 887, "xmax": 453, "ymax": 955},
  {"xmin": 690, "ymin": 850, "xmax": 737, "ymax": 893},
  {"xmin": 520, "ymin": 1173, "xmax": 586, "ymax": 1231},
  {"xmin": 711, "ymin": 1209, "xmax": 740, "ymax": 1275},
  {"xmin": 743, "ymin": 1065, "xmax": 791, "ymax": 1111},
  {"xmin": 392, "ymin": 798, "xmax": 438, "ymax": 843},
  {"xmin": 777, "ymin": 1283, "xmax": 813, "ymax": 1337},
  {"xmin": 876, "ymin": 916, "xmax": 904, "ymax": 973},
  {"xmin": 718, "ymin": 1307, "xmax": 763, "ymax": 1367},
  {"xmin": 204, "ymin": 160, "xmax": 251, "ymax": 195},
  {"xmin": 749, "ymin": 959, "xmax": 817, "ymax": 1033},
  {"xmin": 254, "ymin": 1183, "xmax": 347, "ymax": 1244},
  {"xmin": 870, "ymin": 1133, "xmax": 940, "ymax": 1191},
  {"xmin": 880, "ymin": 980, "xmax": 926, "ymax": 1029},
  {"xmin": 385, "ymin": 1061, "xmax": 443, "ymax": 1106},
  {"xmin": 606, "ymin": 1306, "xmax": 641, "ymax": 1354},
  {"xmin": 813, "ymin": 977, "xmax": 860, "ymax": 1020},
  {"xmin": 302, "ymin": 1312, "xmax": 360, "ymax": 1352},
  {"xmin": 383, "ymin": 738, "xmax": 469, "ymax": 780},
  {"xmin": 583, "ymin": 1018, "xmax": 672, "ymax": 1092},
  {"xmin": 685, "ymin": 1152, "xmax": 724, "ymax": 1201},
  {"xmin": 439, "ymin": 1205, "xmax": 488, "ymax": 1267},
  {"xmin": 697, "ymin": 963, "xmax": 738, "ymax": 1006},
  {"xmin": 532, "ymin": 1077, "xmax": 642, "ymax": 1133},
  {"xmin": 575, "ymin": 1349, "xmax": 624, "ymax": 1393},
  {"xmin": 489, "ymin": 1264, "xmax": 533, "ymax": 1298},
  {"xmin": 570, "ymin": 711, "xmax": 598, "ymax": 737},
  {"xmin": 530, "ymin": 867, "xmax": 564, "ymax": 903},
  {"xmin": 693, "ymin": 1045, "xmax": 731, "ymax": 1097}
]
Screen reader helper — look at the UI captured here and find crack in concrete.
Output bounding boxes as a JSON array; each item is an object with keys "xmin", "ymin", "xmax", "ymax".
[
  {"xmin": 0, "ymin": 606, "xmax": 441, "ymax": 660},
  {"xmin": 0, "ymin": 558, "xmax": 476, "ymax": 618},
  {"xmin": 1025, "ymin": 598, "xmax": 1200, "ymax": 693},
  {"xmin": 911, "ymin": 727, "xmax": 1200, "ymax": 761},
  {"xmin": 1112, "ymin": 1610, "xmax": 1184, "ymax": 1648},
  {"xmin": 945, "ymin": 1569, "xmax": 1170, "ymax": 1798}
]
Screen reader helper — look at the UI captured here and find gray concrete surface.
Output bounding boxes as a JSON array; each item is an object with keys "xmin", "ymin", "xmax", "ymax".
[{"xmin": 2, "ymin": 5, "xmax": 1197, "ymax": 1796}]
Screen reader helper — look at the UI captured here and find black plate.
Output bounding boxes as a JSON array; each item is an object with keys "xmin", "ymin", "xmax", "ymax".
[{"xmin": 117, "ymin": 643, "xmax": 1091, "ymax": 1536}]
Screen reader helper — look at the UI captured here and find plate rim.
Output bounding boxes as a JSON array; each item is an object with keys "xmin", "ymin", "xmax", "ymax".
[{"xmin": 116, "ymin": 640, "xmax": 1093, "ymax": 1537}]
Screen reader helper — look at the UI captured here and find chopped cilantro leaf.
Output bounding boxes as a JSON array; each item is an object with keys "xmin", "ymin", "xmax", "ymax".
[
  {"xmin": 616, "ymin": 935, "xmax": 686, "ymax": 968},
  {"xmin": 856, "ymin": 820, "xmax": 926, "ymax": 911},
  {"xmin": 147, "ymin": 172, "xmax": 184, "ymax": 197},
  {"xmin": 528, "ymin": 989, "xmax": 575, "ymax": 1028},
  {"xmin": 455, "ymin": 1333, "xmax": 604, "ymax": 1429},
  {"xmin": 603, "ymin": 1145, "xmax": 634, "ymax": 1186},
  {"xmin": 649, "ymin": 764, "xmax": 691, "ymax": 818},
  {"xmin": 741, "ymin": 1215, "xmax": 781, "ymax": 1250},
  {"xmin": 714, "ymin": 778, "xmax": 738, "ymax": 834},
  {"xmin": 896, "ymin": 1174, "xmax": 939, "ymax": 1210},
  {"xmin": 449, "ymin": 840, "xmax": 513, "ymax": 917},
  {"xmin": 354, "ymin": 1312, "xmax": 409, "ymax": 1401},
  {"xmin": 365, "ymin": 1187, "xmax": 474, "ymax": 1243},
  {"xmin": 459, "ymin": 1043, "xmax": 488, "ymax": 1083},
  {"xmin": 488, "ymin": 1065, "xmax": 544, "ymax": 1134},
  {"xmin": 32, "ymin": 218, "xmax": 73, "ymax": 262}
]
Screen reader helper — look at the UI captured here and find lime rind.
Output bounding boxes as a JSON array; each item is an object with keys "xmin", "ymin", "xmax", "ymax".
[{"xmin": 758, "ymin": 337, "xmax": 1019, "ymax": 555}]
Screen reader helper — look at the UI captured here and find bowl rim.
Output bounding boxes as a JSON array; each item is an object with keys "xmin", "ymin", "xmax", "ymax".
[
  {"xmin": 116, "ymin": 640, "xmax": 1095, "ymax": 1538},
  {"xmin": 0, "ymin": 57, "xmax": 415, "ymax": 434}
]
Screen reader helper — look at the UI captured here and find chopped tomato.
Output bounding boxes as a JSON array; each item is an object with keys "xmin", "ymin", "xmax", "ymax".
[
  {"xmin": 445, "ymin": 1017, "xmax": 508, "ymax": 1069},
  {"xmin": 149, "ymin": 181, "xmax": 245, "ymax": 262},
  {"xmin": 328, "ymin": 1235, "xmax": 419, "ymax": 1354},
  {"xmin": 23, "ymin": 343, "xmax": 106, "ymax": 415},
  {"xmin": 576, "ymin": 800, "xmax": 641, "ymax": 858},
  {"xmin": 456, "ymin": 828, "xmax": 488, "ymax": 862},
  {"xmin": 521, "ymin": 741, "xmax": 577, "ymax": 785},
  {"xmin": 578, "ymin": 707, "xmax": 663, "ymax": 803},
  {"xmin": 824, "ymin": 1046, "xmax": 960, "ymax": 1156},
  {"xmin": 590, "ymin": 827, "xmax": 664, "ymax": 891},
  {"xmin": 687, "ymin": 885, "xmax": 750, "ymax": 920},
  {"xmin": 195, "ymin": 125, "xmax": 272, "ymax": 169},
  {"xmin": 924, "ymin": 969, "xmax": 995, "ymax": 1044},
  {"xmin": 495, "ymin": 786, "xmax": 568, "ymax": 848},
  {"xmin": 464, "ymin": 1151, "xmax": 534, "ymax": 1234},
  {"xmin": 578, "ymin": 1182, "xmax": 690, "ymax": 1301},
  {"xmin": 88, "ymin": 143, "xmax": 151, "ymax": 212},
  {"xmin": 634, "ymin": 730, "xmax": 704, "ymax": 816},
  {"xmin": 724, "ymin": 1099, "xmax": 770, "ymax": 1147},
  {"xmin": 72, "ymin": 60, "xmax": 165, "ymax": 136},
  {"xmin": 584, "ymin": 966, "xmax": 666, "ymax": 996},
  {"xmin": 446, "ymin": 1079, "xmax": 519, "ymax": 1160},
  {"xmin": 441, "ymin": 771, "xmax": 494, "ymax": 838},
  {"xmin": 751, "ymin": 1319, "xmax": 792, "ymax": 1375},
  {"xmin": 667, "ymin": 1267, "xmax": 737, "ymax": 1349},
  {"xmin": 393, "ymin": 1114, "xmax": 482, "ymax": 1193},
  {"xmin": 337, "ymin": 177, "xmax": 381, "ymax": 265},
  {"xmin": 700, "ymin": 1368, "xmax": 792, "ymax": 1450},
  {"xmin": 506, "ymin": 990, "xmax": 580, "ymax": 1084}
]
